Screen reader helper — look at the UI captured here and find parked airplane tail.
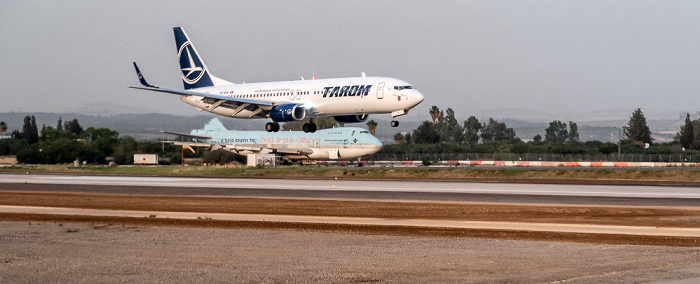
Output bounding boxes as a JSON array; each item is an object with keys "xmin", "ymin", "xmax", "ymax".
[
  {"xmin": 203, "ymin": 118, "xmax": 228, "ymax": 132},
  {"xmin": 173, "ymin": 27, "xmax": 232, "ymax": 90}
]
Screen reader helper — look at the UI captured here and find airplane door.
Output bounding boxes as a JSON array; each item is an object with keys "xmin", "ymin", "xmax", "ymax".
[
  {"xmin": 295, "ymin": 90, "xmax": 301, "ymax": 100},
  {"xmin": 377, "ymin": 82, "xmax": 385, "ymax": 99},
  {"xmin": 343, "ymin": 139, "xmax": 348, "ymax": 148},
  {"xmin": 329, "ymin": 149, "xmax": 339, "ymax": 159},
  {"xmin": 289, "ymin": 90, "xmax": 294, "ymax": 100}
]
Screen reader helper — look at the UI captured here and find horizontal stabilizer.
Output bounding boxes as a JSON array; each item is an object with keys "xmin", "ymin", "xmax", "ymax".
[
  {"xmin": 170, "ymin": 141, "xmax": 213, "ymax": 147},
  {"xmin": 162, "ymin": 131, "xmax": 212, "ymax": 140}
]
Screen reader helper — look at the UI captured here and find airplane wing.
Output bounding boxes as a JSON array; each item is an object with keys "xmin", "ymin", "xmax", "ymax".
[
  {"xmin": 129, "ymin": 62, "xmax": 277, "ymax": 115},
  {"xmin": 162, "ymin": 131, "xmax": 212, "ymax": 140},
  {"xmin": 171, "ymin": 141, "xmax": 312, "ymax": 156},
  {"xmin": 270, "ymin": 148, "xmax": 314, "ymax": 155}
]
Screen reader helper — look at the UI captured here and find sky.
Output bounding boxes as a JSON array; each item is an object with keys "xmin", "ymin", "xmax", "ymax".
[{"xmin": 2, "ymin": 1, "xmax": 700, "ymax": 121}]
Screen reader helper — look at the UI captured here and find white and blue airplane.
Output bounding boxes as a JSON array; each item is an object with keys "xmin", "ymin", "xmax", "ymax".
[
  {"xmin": 166, "ymin": 118, "xmax": 383, "ymax": 163},
  {"xmin": 131, "ymin": 27, "xmax": 424, "ymax": 133}
]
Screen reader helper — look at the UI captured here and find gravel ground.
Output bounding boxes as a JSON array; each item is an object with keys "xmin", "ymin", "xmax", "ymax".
[{"xmin": 2, "ymin": 221, "xmax": 700, "ymax": 283}]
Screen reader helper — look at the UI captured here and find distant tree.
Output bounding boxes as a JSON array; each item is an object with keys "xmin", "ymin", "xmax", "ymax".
[
  {"xmin": 412, "ymin": 121, "xmax": 440, "ymax": 144},
  {"xmin": 544, "ymin": 120, "xmax": 568, "ymax": 144},
  {"xmin": 533, "ymin": 134, "xmax": 543, "ymax": 143},
  {"xmin": 22, "ymin": 116, "xmax": 39, "ymax": 144},
  {"xmin": 0, "ymin": 121, "xmax": 7, "ymax": 136},
  {"xmin": 691, "ymin": 120, "xmax": 700, "ymax": 151},
  {"xmin": 429, "ymin": 106, "xmax": 440, "ymax": 123},
  {"xmin": 11, "ymin": 130, "xmax": 22, "ymax": 140},
  {"xmin": 393, "ymin": 133, "xmax": 405, "ymax": 144},
  {"xmin": 679, "ymin": 113, "xmax": 694, "ymax": 149},
  {"xmin": 112, "ymin": 136, "xmax": 138, "ymax": 165},
  {"xmin": 623, "ymin": 108, "xmax": 652, "ymax": 144},
  {"xmin": 404, "ymin": 133, "xmax": 412, "ymax": 144},
  {"xmin": 40, "ymin": 126, "xmax": 61, "ymax": 142},
  {"xmin": 568, "ymin": 121, "xmax": 579, "ymax": 142},
  {"xmin": 366, "ymin": 120, "xmax": 378, "ymax": 135},
  {"xmin": 57, "ymin": 117, "xmax": 63, "ymax": 131},
  {"xmin": 480, "ymin": 118, "xmax": 514, "ymax": 142},
  {"xmin": 82, "ymin": 127, "xmax": 120, "ymax": 156},
  {"xmin": 64, "ymin": 118, "xmax": 83, "ymax": 136},
  {"xmin": 440, "ymin": 108, "xmax": 463, "ymax": 143},
  {"xmin": 463, "ymin": 116, "xmax": 481, "ymax": 145}
]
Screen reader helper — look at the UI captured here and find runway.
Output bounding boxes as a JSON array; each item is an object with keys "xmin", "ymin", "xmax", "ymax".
[
  {"xmin": 2, "ymin": 173, "xmax": 700, "ymax": 244},
  {"xmin": 3, "ymin": 173, "xmax": 700, "ymax": 200}
]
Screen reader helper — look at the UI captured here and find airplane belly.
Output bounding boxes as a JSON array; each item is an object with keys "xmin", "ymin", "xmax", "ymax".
[
  {"xmin": 318, "ymin": 98, "xmax": 381, "ymax": 114},
  {"xmin": 338, "ymin": 148, "xmax": 373, "ymax": 159}
]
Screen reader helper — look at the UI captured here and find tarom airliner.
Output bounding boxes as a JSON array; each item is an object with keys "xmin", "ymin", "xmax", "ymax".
[{"xmin": 131, "ymin": 27, "xmax": 424, "ymax": 133}]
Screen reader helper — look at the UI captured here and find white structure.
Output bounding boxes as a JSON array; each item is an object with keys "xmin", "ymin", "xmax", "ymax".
[
  {"xmin": 134, "ymin": 154, "xmax": 159, "ymax": 165},
  {"xmin": 247, "ymin": 154, "xmax": 277, "ymax": 167}
]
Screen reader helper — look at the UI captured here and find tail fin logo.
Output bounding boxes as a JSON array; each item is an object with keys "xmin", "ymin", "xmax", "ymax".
[{"xmin": 177, "ymin": 41, "xmax": 206, "ymax": 85}]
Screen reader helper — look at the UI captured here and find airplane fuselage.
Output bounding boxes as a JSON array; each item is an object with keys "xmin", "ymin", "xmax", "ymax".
[
  {"xmin": 190, "ymin": 127, "xmax": 382, "ymax": 160},
  {"xmin": 181, "ymin": 76, "xmax": 423, "ymax": 119}
]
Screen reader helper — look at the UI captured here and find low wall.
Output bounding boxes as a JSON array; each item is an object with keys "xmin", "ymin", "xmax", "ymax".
[{"xmin": 0, "ymin": 156, "xmax": 17, "ymax": 166}]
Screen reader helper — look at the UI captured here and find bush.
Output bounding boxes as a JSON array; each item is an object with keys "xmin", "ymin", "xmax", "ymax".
[{"xmin": 421, "ymin": 156, "xmax": 432, "ymax": 166}]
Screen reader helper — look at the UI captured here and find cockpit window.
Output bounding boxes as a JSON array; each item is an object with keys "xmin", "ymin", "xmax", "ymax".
[
  {"xmin": 360, "ymin": 131, "xmax": 369, "ymax": 134},
  {"xmin": 393, "ymin": 85, "xmax": 413, "ymax": 90}
]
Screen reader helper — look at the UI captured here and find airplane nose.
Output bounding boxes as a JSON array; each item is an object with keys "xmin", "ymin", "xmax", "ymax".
[{"xmin": 411, "ymin": 90, "xmax": 424, "ymax": 105}]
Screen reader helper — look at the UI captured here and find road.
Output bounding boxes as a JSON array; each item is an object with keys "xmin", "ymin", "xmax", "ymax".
[{"xmin": 4, "ymin": 173, "xmax": 700, "ymax": 198}]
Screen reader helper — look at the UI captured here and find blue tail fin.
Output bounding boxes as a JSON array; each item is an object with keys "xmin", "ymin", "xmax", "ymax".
[
  {"xmin": 174, "ymin": 27, "xmax": 232, "ymax": 90},
  {"xmin": 203, "ymin": 118, "xmax": 227, "ymax": 131}
]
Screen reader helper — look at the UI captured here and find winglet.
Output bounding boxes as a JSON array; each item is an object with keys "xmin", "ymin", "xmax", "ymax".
[{"xmin": 132, "ymin": 62, "xmax": 158, "ymax": 88}]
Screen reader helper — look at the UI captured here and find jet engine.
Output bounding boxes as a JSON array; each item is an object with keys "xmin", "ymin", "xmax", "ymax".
[
  {"xmin": 270, "ymin": 104, "xmax": 306, "ymax": 122},
  {"xmin": 333, "ymin": 114, "xmax": 369, "ymax": 123}
]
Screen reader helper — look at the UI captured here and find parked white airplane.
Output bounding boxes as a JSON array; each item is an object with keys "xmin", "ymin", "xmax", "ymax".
[
  {"xmin": 131, "ymin": 27, "xmax": 424, "ymax": 133},
  {"xmin": 166, "ymin": 118, "xmax": 382, "ymax": 164}
]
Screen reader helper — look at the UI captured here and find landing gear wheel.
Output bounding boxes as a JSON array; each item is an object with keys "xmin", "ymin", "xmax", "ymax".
[
  {"xmin": 265, "ymin": 122, "xmax": 279, "ymax": 132},
  {"xmin": 302, "ymin": 122, "xmax": 317, "ymax": 133},
  {"xmin": 390, "ymin": 120, "xmax": 399, "ymax": 127}
]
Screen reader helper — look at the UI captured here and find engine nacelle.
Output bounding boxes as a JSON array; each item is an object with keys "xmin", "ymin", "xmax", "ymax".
[
  {"xmin": 334, "ymin": 114, "xmax": 369, "ymax": 123},
  {"xmin": 270, "ymin": 104, "xmax": 306, "ymax": 122}
]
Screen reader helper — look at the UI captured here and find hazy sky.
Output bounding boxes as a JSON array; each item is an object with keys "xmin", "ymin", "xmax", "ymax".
[{"xmin": 2, "ymin": 1, "xmax": 699, "ymax": 120}]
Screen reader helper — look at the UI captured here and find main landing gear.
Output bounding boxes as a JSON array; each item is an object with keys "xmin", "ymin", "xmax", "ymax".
[
  {"xmin": 302, "ymin": 119, "xmax": 317, "ymax": 133},
  {"xmin": 390, "ymin": 120, "xmax": 399, "ymax": 127},
  {"xmin": 265, "ymin": 122, "xmax": 280, "ymax": 132}
]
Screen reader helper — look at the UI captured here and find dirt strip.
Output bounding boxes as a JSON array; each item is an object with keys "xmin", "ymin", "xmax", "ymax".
[
  {"xmin": 2, "ymin": 190, "xmax": 700, "ymax": 246},
  {"xmin": 2, "ymin": 190, "xmax": 700, "ymax": 227},
  {"xmin": 3, "ymin": 213, "xmax": 700, "ymax": 247}
]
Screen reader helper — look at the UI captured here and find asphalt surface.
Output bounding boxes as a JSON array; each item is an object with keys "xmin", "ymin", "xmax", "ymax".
[
  {"xmin": 3, "ymin": 173, "xmax": 700, "ymax": 282},
  {"xmin": 3, "ymin": 222, "xmax": 699, "ymax": 283},
  {"xmin": 2, "ymin": 173, "xmax": 700, "ymax": 206}
]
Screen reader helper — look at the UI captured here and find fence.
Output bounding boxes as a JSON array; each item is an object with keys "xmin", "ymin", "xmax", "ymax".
[{"xmin": 366, "ymin": 153, "xmax": 700, "ymax": 163}]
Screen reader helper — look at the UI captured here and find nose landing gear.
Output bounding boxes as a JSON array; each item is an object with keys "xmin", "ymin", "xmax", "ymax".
[{"xmin": 390, "ymin": 109, "xmax": 407, "ymax": 128}]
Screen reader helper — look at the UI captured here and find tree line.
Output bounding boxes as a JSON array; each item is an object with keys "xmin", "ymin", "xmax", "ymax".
[
  {"xmin": 0, "ymin": 107, "xmax": 679, "ymax": 165},
  {"xmin": 0, "ymin": 116, "xmax": 232, "ymax": 165},
  {"xmin": 377, "ymin": 106, "xmax": 669, "ymax": 156}
]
